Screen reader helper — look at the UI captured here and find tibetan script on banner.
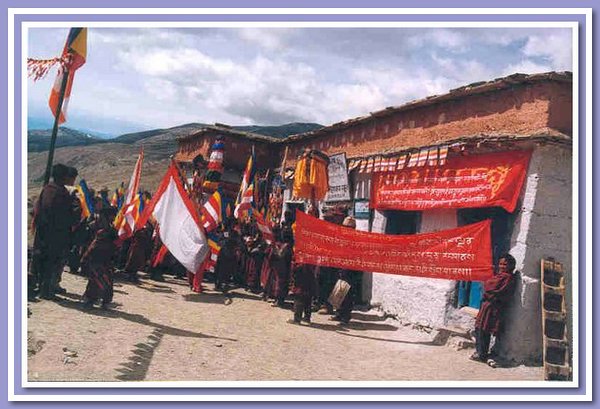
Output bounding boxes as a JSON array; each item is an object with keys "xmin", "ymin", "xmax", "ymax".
[
  {"xmin": 371, "ymin": 150, "xmax": 531, "ymax": 212},
  {"xmin": 294, "ymin": 211, "xmax": 493, "ymax": 281}
]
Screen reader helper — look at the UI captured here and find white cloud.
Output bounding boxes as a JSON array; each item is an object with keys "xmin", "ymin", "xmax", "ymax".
[
  {"xmin": 27, "ymin": 27, "xmax": 575, "ymax": 134},
  {"xmin": 522, "ymin": 34, "xmax": 572, "ymax": 71},
  {"xmin": 501, "ymin": 60, "xmax": 552, "ymax": 76},
  {"xmin": 237, "ymin": 28, "xmax": 291, "ymax": 50}
]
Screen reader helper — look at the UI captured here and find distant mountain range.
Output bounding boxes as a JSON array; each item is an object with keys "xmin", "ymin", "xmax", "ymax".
[
  {"xmin": 28, "ymin": 122, "xmax": 323, "ymax": 152},
  {"xmin": 27, "ymin": 121, "xmax": 323, "ymax": 200}
]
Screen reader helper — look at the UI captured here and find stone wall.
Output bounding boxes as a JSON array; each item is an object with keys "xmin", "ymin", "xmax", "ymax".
[
  {"xmin": 370, "ymin": 209, "xmax": 459, "ymax": 328},
  {"xmin": 366, "ymin": 144, "xmax": 572, "ymax": 364},
  {"xmin": 498, "ymin": 144, "xmax": 573, "ymax": 363}
]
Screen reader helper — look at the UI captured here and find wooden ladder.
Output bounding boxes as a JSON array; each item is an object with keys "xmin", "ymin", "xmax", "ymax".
[{"xmin": 541, "ymin": 259, "xmax": 572, "ymax": 381}]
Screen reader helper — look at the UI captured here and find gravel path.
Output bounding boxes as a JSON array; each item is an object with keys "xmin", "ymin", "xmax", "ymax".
[{"xmin": 27, "ymin": 271, "xmax": 543, "ymax": 382}]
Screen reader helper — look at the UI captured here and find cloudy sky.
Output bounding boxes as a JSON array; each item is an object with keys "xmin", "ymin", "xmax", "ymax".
[{"xmin": 27, "ymin": 27, "xmax": 572, "ymax": 136}]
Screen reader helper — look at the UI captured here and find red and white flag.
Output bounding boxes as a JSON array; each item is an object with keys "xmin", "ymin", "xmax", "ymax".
[
  {"xmin": 255, "ymin": 210, "xmax": 274, "ymax": 244},
  {"xmin": 234, "ymin": 183, "xmax": 254, "ymax": 219},
  {"xmin": 137, "ymin": 164, "xmax": 209, "ymax": 274},
  {"xmin": 116, "ymin": 149, "xmax": 144, "ymax": 239}
]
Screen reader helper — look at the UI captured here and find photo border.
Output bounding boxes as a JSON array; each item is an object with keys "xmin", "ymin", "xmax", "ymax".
[{"xmin": 6, "ymin": 6, "xmax": 593, "ymax": 402}]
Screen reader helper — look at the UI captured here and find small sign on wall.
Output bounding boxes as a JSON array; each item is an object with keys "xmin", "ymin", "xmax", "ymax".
[
  {"xmin": 354, "ymin": 199, "xmax": 370, "ymax": 219},
  {"xmin": 325, "ymin": 152, "xmax": 351, "ymax": 202}
]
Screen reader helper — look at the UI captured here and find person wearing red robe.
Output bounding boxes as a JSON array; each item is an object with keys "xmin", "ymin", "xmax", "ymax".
[
  {"xmin": 245, "ymin": 236, "xmax": 266, "ymax": 293},
  {"xmin": 81, "ymin": 227, "xmax": 118, "ymax": 309},
  {"xmin": 470, "ymin": 253, "xmax": 517, "ymax": 365},
  {"xmin": 123, "ymin": 223, "xmax": 154, "ymax": 283},
  {"xmin": 30, "ymin": 164, "xmax": 79, "ymax": 300},
  {"xmin": 260, "ymin": 244, "xmax": 275, "ymax": 301},
  {"xmin": 270, "ymin": 228, "xmax": 293, "ymax": 308}
]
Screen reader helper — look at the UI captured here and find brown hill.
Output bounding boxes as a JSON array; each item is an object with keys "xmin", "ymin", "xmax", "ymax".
[
  {"xmin": 27, "ymin": 121, "xmax": 323, "ymax": 203},
  {"xmin": 27, "ymin": 142, "xmax": 170, "ymax": 203}
]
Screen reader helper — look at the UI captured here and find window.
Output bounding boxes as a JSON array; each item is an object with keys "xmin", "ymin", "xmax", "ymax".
[{"xmin": 385, "ymin": 210, "xmax": 421, "ymax": 235}]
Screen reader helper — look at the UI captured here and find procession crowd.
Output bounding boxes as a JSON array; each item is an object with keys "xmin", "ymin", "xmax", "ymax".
[
  {"xmin": 29, "ymin": 163, "xmax": 361, "ymax": 326},
  {"xmin": 29, "ymin": 163, "xmax": 517, "ymax": 369}
]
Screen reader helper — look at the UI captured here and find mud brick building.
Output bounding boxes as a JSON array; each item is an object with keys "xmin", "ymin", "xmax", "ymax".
[{"xmin": 175, "ymin": 71, "xmax": 573, "ymax": 363}]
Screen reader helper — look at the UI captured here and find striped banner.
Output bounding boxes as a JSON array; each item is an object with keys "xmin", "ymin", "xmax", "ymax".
[
  {"xmin": 417, "ymin": 149, "xmax": 429, "ymax": 167},
  {"xmin": 439, "ymin": 145, "xmax": 449, "ymax": 166},
  {"xmin": 427, "ymin": 147, "xmax": 439, "ymax": 167},
  {"xmin": 397, "ymin": 154, "xmax": 407, "ymax": 170}
]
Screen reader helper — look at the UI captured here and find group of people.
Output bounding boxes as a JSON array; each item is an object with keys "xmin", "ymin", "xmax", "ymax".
[
  {"xmin": 29, "ymin": 163, "xmax": 518, "ymax": 365},
  {"xmin": 28, "ymin": 164, "xmax": 364, "ymax": 326},
  {"xmin": 211, "ymin": 210, "xmax": 362, "ymax": 325},
  {"xmin": 29, "ymin": 163, "xmax": 166, "ymax": 309}
]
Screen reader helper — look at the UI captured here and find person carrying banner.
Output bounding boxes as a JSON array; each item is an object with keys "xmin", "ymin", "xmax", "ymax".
[
  {"xmin": 470, "ymin": 254, "xmax": 517, "ymax": 367},
  {"xmin": 81, "ymin": 227, "xmax": 118, "ymax": 309},
  {"xmin": 270, "ymin": 227, "xmax": 294, "ymax": 308},
  {"xmin": 330, "ymin": 216, "xmax": 361, "ymax": 325},
  {"xmin": 123, "ymin": 222, "xmax": 154, "ymax": 283},
  {"xmin": 289, "ymin": 263, "xmax": 318, "ymax": 325},
  {"xmin": 31, "ymin": 164, "xmax": 80, "ymax": 300}
]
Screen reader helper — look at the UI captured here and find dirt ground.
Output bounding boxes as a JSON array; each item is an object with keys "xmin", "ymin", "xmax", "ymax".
[{"xmin": 27, "ymin": 271, "xmax": 543, "ymax": 382}]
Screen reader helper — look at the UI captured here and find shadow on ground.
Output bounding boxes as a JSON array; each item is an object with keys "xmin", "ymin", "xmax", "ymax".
[
  {"xmin": 115, "ymin": 328, "xmax": 164, "ymax": 381},
  {"xmin": 53, "ymin": 297, "xmax": 237, "ymax": 342}
]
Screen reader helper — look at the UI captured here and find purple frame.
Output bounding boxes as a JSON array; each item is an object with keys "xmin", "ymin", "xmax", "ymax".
[{"xmin": 3, "ymin": 1, "xmax": 592, "ymax": 402}]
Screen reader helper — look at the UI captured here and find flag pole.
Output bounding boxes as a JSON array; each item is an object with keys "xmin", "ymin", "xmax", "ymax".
[{"xmin": 42, "ymin": 66, "xmax": 70, "ymax": 186}]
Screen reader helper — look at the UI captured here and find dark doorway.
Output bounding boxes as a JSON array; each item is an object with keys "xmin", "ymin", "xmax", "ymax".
[
  {"xmin": 385, "ymin": 210, "xmax": 421, "ymax": 235},
  {"xmin": 456, "ymin": 206, "xmax": 517, "ymax": 308}
]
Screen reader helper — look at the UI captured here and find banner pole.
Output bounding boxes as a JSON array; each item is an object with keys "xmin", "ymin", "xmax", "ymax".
[{"xmin": 42, "ymin": 66, "xmax": 70, "ymax": 186}]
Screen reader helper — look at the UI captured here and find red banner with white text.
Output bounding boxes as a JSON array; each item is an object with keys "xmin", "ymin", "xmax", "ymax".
[
  {"xmin": 371, "ymin": 150, "xmax": 531, "ymax": 212},
  {"xmin": 294, "ymin": 211, "xmax": 493, "ymax": 281}
]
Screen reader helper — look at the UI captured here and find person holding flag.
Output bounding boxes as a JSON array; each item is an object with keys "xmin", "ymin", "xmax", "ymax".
[
  {"xmin": 235, "ymin": 148, "xmax": 255, "ymax": 209},
  {"xmin": 136, "ymin": 161, "xmax": 210, "ymax": 287}
]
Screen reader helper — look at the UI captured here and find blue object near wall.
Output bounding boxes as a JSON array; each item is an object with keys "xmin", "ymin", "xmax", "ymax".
[
  {"xmin": 469, "ymin": 282, "xmax": 483, "ymax": 309},
  {"xmin": 457, "ymin": 281, "xmax": 470, "ymax": 307}
]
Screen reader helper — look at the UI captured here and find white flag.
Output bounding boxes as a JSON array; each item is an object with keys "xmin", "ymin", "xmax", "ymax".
[{"xmin": 139, "ymin": 165, "xmax": 209, "ymax": 273}]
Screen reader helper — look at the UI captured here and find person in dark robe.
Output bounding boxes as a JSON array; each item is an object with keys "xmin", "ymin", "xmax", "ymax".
[
  {"xmin": 30, "ymin": 164, "xmax": 79, "ymax": 300},
  {"xmin": 316, "ymin": 266, "xmax": 337, "ymax": 314},
  {"xmin": 470, "ymin": 254, "xmax": 517, "ymax": 366},
  {"xmin": 66, "ymin": 188, "xmax": 87, "ymax": 276},
  {"xmin": 123, "ymin": 223, "xmax": 154, "ymax": 283},
  {"xmin": 246, "ymin": 234, "xmax": 266, "ymax": 293},
  {"xmin": 330, "ymin": 217, "xmax": 361, "ymax": 325},
  {"xmin": 289, "ymin": 263, "xmax": 317, "ymax": 324},
  {"xmin": 81, "ymin": 227, "xmax": 118, "ymax": 309},
  {"xmin": 214, "ymin": 231, "xmax": 239, "ymax": 293},
  {"xmin": 260, "ymin": 226, "xmax": 280, "ymax": 301},
  {"xmin": 234, "ymin": 234, "xmax": 249, "ymax": 287},
  {"xmin": 270, "ymin": 227, "xmax": 293, "ymax": 308}
]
